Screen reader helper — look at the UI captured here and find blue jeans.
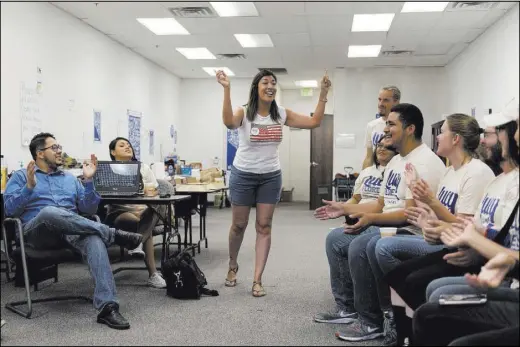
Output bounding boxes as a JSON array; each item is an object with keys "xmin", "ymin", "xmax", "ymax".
[
  {"xmin": 426, "ymin": 276, "xmax": 514, "ymax": 303},
  {"xmin": 349, "ymin": 227, "xmax": 388, "ymax": 326},
  {"xmin": 22, "ymin": 206, "xmax": 118, "ymax": 310},
  {"xmin": 325, "ymin": 226, "xmax": 379, "ymax": 311},
  {"xmin": 375, "ymin": 235, "xmax": 446, "ymax": 276}
]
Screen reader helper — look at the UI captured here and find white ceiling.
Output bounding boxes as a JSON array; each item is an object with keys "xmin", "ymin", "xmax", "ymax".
[{"xmin": 50, "ymin": 1, "xmax": 517, "ymax": 88}]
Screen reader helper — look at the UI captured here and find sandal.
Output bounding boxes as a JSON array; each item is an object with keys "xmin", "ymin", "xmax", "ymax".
[
  {"xmin": 225, "ymin": 265, "xmax": 239, "ymax": 287},
  {"xmin": 252, "ymin": 281, "xmax": 266, "ymax": 297}
]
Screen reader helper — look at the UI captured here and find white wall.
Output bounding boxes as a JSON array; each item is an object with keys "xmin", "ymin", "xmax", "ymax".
[
  {"xmin": 332, "ymin": 67, "xmax": 449, "ymax": 175},
  {"xmin": 446, "ymin": 4, "xmax": 519, "ymax": 122},
  {"xmin": 1, "ymin": 2, "xmax": 181, "ymax": 171}
]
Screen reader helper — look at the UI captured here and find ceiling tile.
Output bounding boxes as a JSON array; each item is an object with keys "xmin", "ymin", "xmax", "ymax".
[
  {"xmin": 435, "ymin": 10, "xmax": 490, "ymax": 29},
  {"xmin": 255, "ymin": 2, "xmax": 306, "ymax": 16},
  {"xmin": 272, "ymin": 33, "xmax": 311, "ymax": 47},
  {"xmin": 414, "ymin": 43, "xmax": 454, "ymax": 56},
  {"xmin": 304, "ymin": 2, "xmax": 356, "ymax": 15},
  {"xmin": 390, "ymin": 12, "xmax": 443, "ymax": 31},
  {"xmin": 385, "ymin": 29, "xmax": 430, "ymax": 48},
  {"xmin": 307, "ymin": 15, "xmax": 352, "ymax": 46}
]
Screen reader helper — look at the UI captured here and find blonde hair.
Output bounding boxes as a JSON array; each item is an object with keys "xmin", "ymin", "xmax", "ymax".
[{"xmin": 446, "ymin": 113, "xmax": 481, "ymax": 156}]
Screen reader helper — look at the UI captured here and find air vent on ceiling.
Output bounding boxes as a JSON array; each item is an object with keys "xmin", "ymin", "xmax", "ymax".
[
  {"xmin": 258, "ymin": 68, "xmax": 288, "ymax": 75},
  {"xmin": 168, "ymin": 6, "xmax": 217, "ymax": 18},
  {"xmin": 448, "ymin": 2, "xmax": 498, "ymax": 10},
  {"xmin": 381, "ymin": 50, "xmax": 414, "ymax": 57},
  {"xmin": 217, "ymin": 53, "xmax": 247, "ymax": 60}
]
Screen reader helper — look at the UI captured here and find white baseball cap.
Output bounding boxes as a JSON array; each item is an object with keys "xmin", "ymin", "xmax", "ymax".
[{"xmin": 483, "ymin": 98, "xmax": 519, "ymax": 127}]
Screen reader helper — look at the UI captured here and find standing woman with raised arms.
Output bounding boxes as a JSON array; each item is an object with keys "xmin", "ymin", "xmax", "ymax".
[{"xmin": 216, "ymin": 68, "xmax": 331, "ymax": 297}]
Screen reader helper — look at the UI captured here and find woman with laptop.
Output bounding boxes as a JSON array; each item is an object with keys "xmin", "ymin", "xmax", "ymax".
[{"xmin": 104, "ymin": 137, "xmax": 167, "ymax": 288}]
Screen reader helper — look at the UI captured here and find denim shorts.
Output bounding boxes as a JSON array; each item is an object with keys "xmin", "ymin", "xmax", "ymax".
[{"xmin": 229, "ymin": 166, "xmax": 282, "ymax": 206}]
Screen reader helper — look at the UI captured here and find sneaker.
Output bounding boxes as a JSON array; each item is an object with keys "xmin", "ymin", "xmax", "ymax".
[
  {"xmin": 382, "ymin": 311, "xmax": 397, "ymax": 346},
  {"xmin": 148, "ymin": 272, "xmax": 167, "ymax": 288},
  {"xmin": 128, "ymin": 243, "xmax": 145, "ymax": 258},
  {"xmin": 314, "ymin": 309, "xmax": 358, "ymax": 324},
  {"xmin": 335, "ymin": 319, "xmax": 384, "ymax": 342}
]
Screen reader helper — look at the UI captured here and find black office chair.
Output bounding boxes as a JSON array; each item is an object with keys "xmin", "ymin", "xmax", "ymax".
[{"xmin": 3, "ymin": 215, "xmax": 99, "ymax": 319}]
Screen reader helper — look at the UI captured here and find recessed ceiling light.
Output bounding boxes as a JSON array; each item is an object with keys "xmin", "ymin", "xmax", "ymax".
[
  {"xmin": 234, "ymin": 34, "xmax": 274, "ymax": 48},
  {"xmin": 176, "ymin": 48, "xmax": 216, "ymax": 60},
  {"xmin": 294, "ymin": 80, "xmax": 318, "ymax": 88},
  {"xmin": 347, "ymin": 45, "xmax": 382, "ymax": 58},
  {"xmin": 210, "ymin": 2, "xmax": 259, "ymax": 17},
  {"xmin": 136, "ymin": 18, "xmax": 189, "ymax": 35},
  {"xmin": 202, "ymin": 67, "xmax": 235, "ymax": 76},
  {"xmin": 352, "ymin": 13, "xmax": 395, "ymax": 32},
  {"xmin": 401, "ymin": 2, "xmax": 449, "ymax": 13}
]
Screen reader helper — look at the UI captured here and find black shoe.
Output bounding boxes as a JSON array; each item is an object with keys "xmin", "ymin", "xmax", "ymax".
[
  {"xmin": 97, "ymin": 303, "xmax": 130, "ymax": 330},
  {"xmin": 114, "ymin": 229, "xmax": 143, "ymax": 250}
]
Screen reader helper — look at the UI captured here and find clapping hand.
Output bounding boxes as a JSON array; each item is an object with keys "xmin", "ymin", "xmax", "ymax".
[
  {"xmin": 82, "ymin": 154, "xmax": 98, "ymax": 180},
  {"xmin": 314, "ymin": 200, "xmax": 345, "ymax": 220},
  {"xmin": 465, "ymin": 253, "xmax": 517, "ymax": 289}
]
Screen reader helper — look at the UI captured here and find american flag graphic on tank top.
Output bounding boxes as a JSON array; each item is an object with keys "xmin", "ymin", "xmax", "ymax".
[{"xmin": 250, "ymin": 123, "xmax": 283, "ymax": 143}]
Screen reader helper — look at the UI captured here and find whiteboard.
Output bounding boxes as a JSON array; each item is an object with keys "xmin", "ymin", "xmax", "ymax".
[{"xmin": 20, "ymin": 82, "xmax": 42, "ymax": 146}]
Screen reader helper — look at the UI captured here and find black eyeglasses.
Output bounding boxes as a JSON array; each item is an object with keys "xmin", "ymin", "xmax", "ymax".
[{"xmin": 39, "ymin": 144, "xmax": 62, "ymax": 152}]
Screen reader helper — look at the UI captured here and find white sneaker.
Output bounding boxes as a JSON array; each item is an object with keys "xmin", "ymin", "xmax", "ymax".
[
  {"xmin": 128, "ymin": 243, "xmax": 145, "ymax": 258},
  {"xmin": 148, "ymin": 272, "xmax": 167, "ymax": 288}
]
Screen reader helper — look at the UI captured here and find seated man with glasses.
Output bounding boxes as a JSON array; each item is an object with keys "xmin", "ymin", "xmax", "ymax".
[{"xmin": 3, "ymin": 132, "xmax": 143, "ymax": 330}]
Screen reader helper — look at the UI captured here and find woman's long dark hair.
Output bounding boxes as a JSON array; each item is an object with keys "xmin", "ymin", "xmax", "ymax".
[
  {"xmin": 108, "ymin": 137, "xmax": 137, "ymax": 161},
  {"xmin": 245, "ymin": 69, "xmax": 281, "ymax": 123}
]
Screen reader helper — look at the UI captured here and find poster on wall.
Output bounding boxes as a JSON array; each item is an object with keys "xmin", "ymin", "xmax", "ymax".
[
  {"xmin": 93, "ymin": 110, "xmax": 101, "ymax": 142},
  {"xmin": 20, "ymin": 82, "xmax": 42, "ymax": 146},
  {"xmin": 149, "ymin": 129, "xmax": 155, "ymax": 155},
  {"xmin": 226, "ymin": 128, "xmax": 239, "ymax": 170},
  {"xmin": 127, "ymin": 110, "xmax": 142, "ymax": 160}
]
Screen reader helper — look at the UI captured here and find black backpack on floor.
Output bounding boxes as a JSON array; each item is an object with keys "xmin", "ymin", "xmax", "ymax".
[{"xmin": 162, "ymin": 249, "xmax": 219, "ymax": 300}]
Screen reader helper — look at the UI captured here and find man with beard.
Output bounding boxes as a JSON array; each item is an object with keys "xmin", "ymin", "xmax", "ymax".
[
  {"xmin": 480, "ymin": 126, "xmax": 504, "ymax": 175},
  {"xmin": 4, "ymin": 132, "xmax": 143, "ymax": 330}
]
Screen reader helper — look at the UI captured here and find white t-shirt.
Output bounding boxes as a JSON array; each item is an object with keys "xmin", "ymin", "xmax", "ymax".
[
  {"xmin": 232, "ymin": 106, "xmax": 287, "ymax": 174},
  {"xmin": 436, "ymin": 158, "xmax": 495, "ymax": 215},
  {"xmin": 380, "ymin": 143, "xmax": 446, "ymax": 213},
  {"xmin": 353, "ymin": 165, "xmax": 385, "ymax": 204},
  {"xmin": 474, "ymin": 168, "xmax": 519, "ymax": 230},
  {"xmin": 509, "ymin": 209, "xmax": 519, "ymax": 289},
  {"xmin": 365, "ymin": 117, "xmax": 386, "ymax": 150}
]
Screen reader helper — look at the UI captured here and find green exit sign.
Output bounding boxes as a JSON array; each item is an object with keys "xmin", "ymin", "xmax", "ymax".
[{"xmin": 300, "ymin": 88, "xmax": 313, "ymax": 97}]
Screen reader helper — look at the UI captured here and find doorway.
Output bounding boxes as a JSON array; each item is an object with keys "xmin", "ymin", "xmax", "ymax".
[{"xmin": 309, "ymin": 114, "xmax": 334, "ymax": 210}]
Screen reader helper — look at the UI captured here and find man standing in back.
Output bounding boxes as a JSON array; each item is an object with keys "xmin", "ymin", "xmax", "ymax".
[
  {"xmin": 363, "ymin": 86, "xmax": 401, "ymax": 169},
  {"xmin": 4, "ymin": 132, "xmax": 143, "ymax": 330}
]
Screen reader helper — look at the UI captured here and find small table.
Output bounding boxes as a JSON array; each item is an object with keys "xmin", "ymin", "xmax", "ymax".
[
  {"xmin": 175, "ymin": 186, "xmax": 229, "ymax": 252},
  {"xmin": 99, "ymin": 195, "xmax": 190, "ymax": 269}
]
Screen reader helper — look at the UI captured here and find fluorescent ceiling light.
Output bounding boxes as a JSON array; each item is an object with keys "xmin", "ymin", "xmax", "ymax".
[
  {"xmin": 352, "ymin": 13, "xmax": 395, "ymax": 32},
  {"xmin": 347, "ymin": 45, "xmax": 382, "ymax": 58},
  {"xmin": 136, "ymin": 18, "xmax": 189, "ymax": 35},
  {"xmin": 176, "ymin": 48, "xmax": 216, "ymax": 60},
  {"xmin": 210, "ymin": 2, "xmax": 259, "ymax": 17},
  {"xmin": 294, "ymin": 80, "xmax": 318, "ymax": 88},
  {"xmin": 202, "ymin": 67, "xmax": 235, "ymax": 76},
  {"xmin": 401, "ymin": 2, "xmax": 449, "ymax": 13},
  {"xmin": 234, "ymin": 34, "xmax": 273, "ymax": 48}
]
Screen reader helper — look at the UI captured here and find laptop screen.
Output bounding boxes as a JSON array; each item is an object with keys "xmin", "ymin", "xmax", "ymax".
[{"xmin": 94, "ymin": 162, "xmax": 140, "ymax": 191}]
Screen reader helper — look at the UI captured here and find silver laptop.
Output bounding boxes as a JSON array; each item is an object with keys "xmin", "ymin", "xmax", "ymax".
[{"xmin": 94, "ymin": 161, "xmax": 141, "ymax": 197}]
